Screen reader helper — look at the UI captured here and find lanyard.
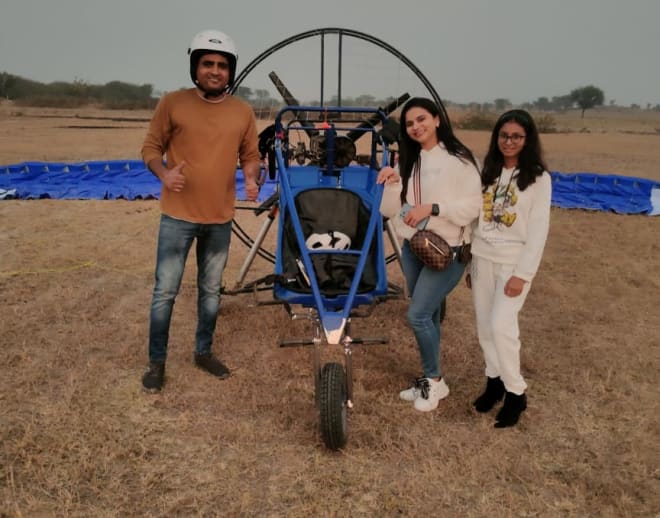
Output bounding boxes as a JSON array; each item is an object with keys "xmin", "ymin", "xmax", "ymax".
[
  {"xmin": 413, "ymin": 158, "xmax": 422, "ymax": 205},
  {"xmin": 494, "ymin": 169, "xmax": 517, "ymax": 205}
]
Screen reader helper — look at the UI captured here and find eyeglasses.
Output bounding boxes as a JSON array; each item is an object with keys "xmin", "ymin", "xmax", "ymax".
[{"xmin": 498, "ymin": 133, "xmax": 526, "ymax": 143}]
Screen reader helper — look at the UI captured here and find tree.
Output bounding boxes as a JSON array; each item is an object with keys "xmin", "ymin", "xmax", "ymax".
[
  {"xmin": 494, "ymin": 98, "xmax": 511, "ymax": 111},
  {"xmin": 0, "ymin": 72, "xmax": 14, "ymax": 99},
  {"xmin": 533, "ymin": 96, "xmax": 551, "ymax": 111},
  {"xmin": 551, "ymin": 95, "xmax": 573, "ymax": 111},
  {"xmin": 354, "ymin": 94, "xmax": 376, "ymax": 107},
  {"xmin": 234, "ymin": 86, "xmax": 253, "ymax": 101},
  {"xmin": 252, "ymin": 88, "xmax": 270, "ymax": 105},
  {"xmin": 570, "ymin": 85, "xmax": 605, "ymax": 118}
]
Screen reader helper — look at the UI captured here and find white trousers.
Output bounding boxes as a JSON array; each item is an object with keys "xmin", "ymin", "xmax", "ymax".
[{"xmin": 470, "ymin": 255, "xmax": 530, "ymax": 395}]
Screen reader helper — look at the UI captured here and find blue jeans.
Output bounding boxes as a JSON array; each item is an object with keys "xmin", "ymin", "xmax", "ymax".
[
  {"xmin": 148, "ymin": 214, "xmax": 232, "ymax": 363},
  {"xmin": 401, "ymin": 240, "xmax": 466, "ymax": 379}
]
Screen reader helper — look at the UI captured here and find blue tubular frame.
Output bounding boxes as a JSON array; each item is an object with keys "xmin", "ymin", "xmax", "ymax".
[{"xmin": 273, "ymin": 106, "xmax": 389, "ymax": 344}]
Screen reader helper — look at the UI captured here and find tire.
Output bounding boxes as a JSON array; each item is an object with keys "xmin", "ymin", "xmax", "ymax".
[{"xmin": 319, "ymin": 362, "xmax": 348, "ymax": 450}]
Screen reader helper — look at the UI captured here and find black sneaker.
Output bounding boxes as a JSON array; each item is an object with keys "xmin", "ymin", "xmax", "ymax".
[
  {"xmin": 142, "ymin": 362, "xmax": 165, "ymax": 392},
  {"xmin": 194, "ymin": 352, "xmax": 230, "ymax": 379}
]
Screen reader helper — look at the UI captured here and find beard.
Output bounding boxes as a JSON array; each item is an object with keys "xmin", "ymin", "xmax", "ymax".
[
  {"xmin": 203, "ymin": 87, "xmax": 226, "ymax": 98},
  {"xmin": 195, "ymin": 80, "xmax": 229, "ymax": 99}
]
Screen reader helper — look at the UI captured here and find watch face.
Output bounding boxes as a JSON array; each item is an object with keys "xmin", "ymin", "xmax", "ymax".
[{"xmin": 432, "ymin": 204, "xmax": 439, "ymax": 216}]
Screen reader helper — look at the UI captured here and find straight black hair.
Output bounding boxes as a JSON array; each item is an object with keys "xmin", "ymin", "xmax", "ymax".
[{"xmin": 481, "ymin": 109, "xmax": 547, "ymax": 192}]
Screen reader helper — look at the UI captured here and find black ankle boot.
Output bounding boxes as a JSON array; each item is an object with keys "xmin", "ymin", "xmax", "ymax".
[
  {"xmin": 494, "ymin": 391, "xmax": 527, "ymax": 428},
  {"xmin": 473, "ymin": 376, "xmax": 505, "ymax": 413}
]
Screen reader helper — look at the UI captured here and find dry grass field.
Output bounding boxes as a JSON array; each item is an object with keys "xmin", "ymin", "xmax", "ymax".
[{"xmin": 1, "ymin": 102, "xmax": 659, "ymax": 517}]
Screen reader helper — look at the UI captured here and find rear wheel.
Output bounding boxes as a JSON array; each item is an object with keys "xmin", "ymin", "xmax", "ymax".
[{"xmin": 319, "ymin": 362, "xmax": 348, "ymax": 450}]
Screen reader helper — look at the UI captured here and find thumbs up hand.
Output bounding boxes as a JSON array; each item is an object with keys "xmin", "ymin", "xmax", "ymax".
[{"xmin": 163, "ymin": 161, "xmax": 186, "ymax": 193}]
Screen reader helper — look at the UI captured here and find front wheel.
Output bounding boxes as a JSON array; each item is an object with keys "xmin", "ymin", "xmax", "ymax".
[{"xmin": 319, "ymin": 362, "xmax": 348, "ymax": 450}]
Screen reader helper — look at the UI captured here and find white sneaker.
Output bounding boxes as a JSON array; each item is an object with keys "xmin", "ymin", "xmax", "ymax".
[
  {"xmin": 399, "ymin": 377, "xmax": 427, "ymax": 402},
  {"xmin": 413, "ymin": 377, "xmax": 450, "ymax": 412}
]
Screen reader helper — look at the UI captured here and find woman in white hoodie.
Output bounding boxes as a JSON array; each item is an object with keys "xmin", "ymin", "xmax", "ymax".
[
  {"xmin": 467, "ymin": 109, "xmax": 552, "ymax": 428},
  {"xmin": 377, "ymin": 97, "xmax": 482, "ymax": 412}
]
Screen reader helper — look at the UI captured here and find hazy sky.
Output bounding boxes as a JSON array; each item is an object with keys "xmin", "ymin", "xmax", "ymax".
[{"xmin": 1, "ymin": 0, "xmax": 659, "ymax": 107}]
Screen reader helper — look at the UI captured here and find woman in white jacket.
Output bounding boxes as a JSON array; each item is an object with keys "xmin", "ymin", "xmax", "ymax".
[
  {"xmin": 467, "ymin": 109, "xmax": 552, "ymax": 427},
  {"xmin": 377, "ymin": 97, "xmax": 482, "ymax": 412}
]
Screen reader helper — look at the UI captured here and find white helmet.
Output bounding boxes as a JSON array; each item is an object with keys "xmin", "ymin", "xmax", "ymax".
[{"xmin": 188, "ymin": 30, "xmax": 238, "ymax": 89}]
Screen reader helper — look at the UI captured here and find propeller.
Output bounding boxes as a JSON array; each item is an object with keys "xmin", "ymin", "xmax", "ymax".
[
  {"xmin": 268, "ymin": 71, "xmax": 319, "ymax": 138},
  {"xmin": 266, "ymin": 73, "xmax": 407, "ymax": 169},
  {"xmin": 344, "ymin": 92, "xmax": 409, "ymax": 142}
]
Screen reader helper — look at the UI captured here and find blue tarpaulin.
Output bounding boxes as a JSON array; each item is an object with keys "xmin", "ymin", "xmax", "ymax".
[
  {"xmin": 1, "ymin": 160, "xmax": 659, "ymax": 215},
  {"xmin": 551, "ymin": 172, "xmax": 660, "ymax": 216},
  {"xmin": 0, "ymin": 160, "xmax": 278, "ymax": 203}
]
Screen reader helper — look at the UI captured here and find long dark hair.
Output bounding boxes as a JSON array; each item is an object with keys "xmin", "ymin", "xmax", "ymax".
[
  {"xmin": 482, "ymin": 109, "xmax": 547, "ymax": 192},
  {"xmin": 397, "ymin": 97, "xmax": 478, "ymax": 204}
]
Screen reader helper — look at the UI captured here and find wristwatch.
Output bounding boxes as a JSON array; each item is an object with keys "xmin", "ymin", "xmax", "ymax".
[{"xmin": 431, "ymin": 203, "xmax": 440, "ymax": 216}]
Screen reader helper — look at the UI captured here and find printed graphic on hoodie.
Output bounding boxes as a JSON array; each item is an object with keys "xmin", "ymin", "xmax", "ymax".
[{"xmin": 482, "ymin": 179, "xmax": 517, "ymax": 230}]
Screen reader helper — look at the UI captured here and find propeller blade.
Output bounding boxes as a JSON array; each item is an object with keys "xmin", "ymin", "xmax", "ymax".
[
  {"xmin": 344, "ymin": 93, "xmax": 410, "ymax": 142},
  {"xmin": 268, "ymin": 71, "xmax": 318, "ymax": 138},
  {"xmin": 268, "ymin": 71, "xmax": 301, "ymax": 106}
]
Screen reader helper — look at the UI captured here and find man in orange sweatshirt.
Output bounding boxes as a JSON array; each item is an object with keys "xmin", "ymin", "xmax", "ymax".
[{"xmin": 141, "ymin": 29, "xmax": 260, "ymax": 392}]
